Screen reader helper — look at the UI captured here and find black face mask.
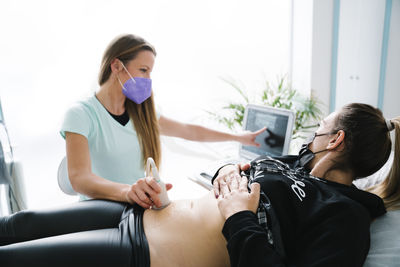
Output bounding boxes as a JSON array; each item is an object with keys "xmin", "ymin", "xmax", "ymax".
[{"xmin": 298, "ymin": 131, "xmax": 337, "ymax": 169}]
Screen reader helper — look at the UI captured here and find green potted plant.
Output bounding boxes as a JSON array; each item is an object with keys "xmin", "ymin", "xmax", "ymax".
[{"xmin": 207, "ymin": 76, "xmax": 324, "ymax": 151}]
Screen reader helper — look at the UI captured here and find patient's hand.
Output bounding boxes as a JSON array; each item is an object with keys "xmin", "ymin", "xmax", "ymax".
[
  {"xmin": 217, "ymin": 175, "xmax": 260, "ymax": 219},
  {"xmin": 213, "ymin": 163, "xmax": 250, "ymax": 198},
  {"xmin": 125, "ymin": 177, "xmax": 173, "ymax": 209}
]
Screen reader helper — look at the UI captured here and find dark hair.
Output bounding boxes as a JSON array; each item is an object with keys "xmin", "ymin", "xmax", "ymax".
[
  {"xmin": 332, "ymin": 103, "xmax": 391, "ymax": 178},
  {"xmin": 332, "ymin": 103, "xmax": 400, "ymax": 210}
]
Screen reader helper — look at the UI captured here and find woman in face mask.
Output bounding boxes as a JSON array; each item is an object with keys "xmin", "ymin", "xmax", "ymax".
[
  {"xmin": 1, "ymin": 103, "xmax": 399, "ymax": 266},
  {"xmin": 214, "ymin": 103, "xmax": 400, "ymax": 266},
  {"xmin": 60, "ymin": 34, "xmax": 265, "ymax": 207}
]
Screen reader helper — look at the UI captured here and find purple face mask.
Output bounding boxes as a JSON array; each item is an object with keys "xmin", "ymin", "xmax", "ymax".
[{"xmin": 118, "ymin": 63, "xmax": 152, "ymax": 104}]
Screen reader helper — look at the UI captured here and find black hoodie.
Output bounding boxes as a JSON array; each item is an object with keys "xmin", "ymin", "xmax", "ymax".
[{"xmin": 215, "ymin": 155, "xmax": 386, "ymax": 267}]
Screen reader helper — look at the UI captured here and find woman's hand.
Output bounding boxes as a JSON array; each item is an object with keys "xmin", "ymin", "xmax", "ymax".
[
  {"xmin": 213, "ymin": 163, "xmax": 250, "ymax": 198},
  {"xmin": 125, "ymin": 177, "xmax": 173, "ymax": 209},
  {"xmin": 236, "ymin": 127, "xmax": 266, "ymax": 147},
  {"xmin": 217, "ymin": 174, "xmax": 260, "ymax": 220}
]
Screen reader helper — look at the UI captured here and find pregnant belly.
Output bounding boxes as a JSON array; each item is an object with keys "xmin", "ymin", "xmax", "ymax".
[{"xmin": 143, "ymin": 191, "xmax": 230, "ymax": 267}]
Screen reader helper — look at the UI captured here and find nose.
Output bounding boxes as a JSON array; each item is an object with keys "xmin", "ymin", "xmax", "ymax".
[{"xmin": 145, "ymin": 71, "xmax": 152, "ymax": 79}]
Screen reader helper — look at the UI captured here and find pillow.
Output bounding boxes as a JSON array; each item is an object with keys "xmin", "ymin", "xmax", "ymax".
[
  {"xmin": 353, "ymin": 152, "xmax": 394, "ymax": 190},
  {"xmin": 363, "ymin": 210, "xmax": 400, "ymax": 267}
]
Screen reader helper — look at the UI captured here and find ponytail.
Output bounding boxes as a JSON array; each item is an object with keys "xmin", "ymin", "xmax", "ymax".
[{"xmin": 369, "ymin": 117, "xmax": 400, "ymax": 211}]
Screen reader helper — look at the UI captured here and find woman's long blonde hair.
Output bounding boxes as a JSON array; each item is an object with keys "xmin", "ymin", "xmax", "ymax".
[
  {"xmin": 98, "ymin": 34, "xmax": 161, "ymax": 168},
  {"xmin": 369, "ymin": 117, "xmax": 400, "ymax": 211}
]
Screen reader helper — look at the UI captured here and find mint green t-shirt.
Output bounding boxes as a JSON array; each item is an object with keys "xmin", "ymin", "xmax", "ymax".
[{"xmin": 60, "ymin": 95, "xmax": 159, "ymax": 200}]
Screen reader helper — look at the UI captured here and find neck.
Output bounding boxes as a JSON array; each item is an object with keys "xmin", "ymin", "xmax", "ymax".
[
  {"xmin": 322, "ymin": 169, "xmax": 354, "ymax": 186},
  {"xmin": 309, "ymin": 158, "xmax": 354, "ymax": 186},
  {"xmin": 97, "ymin": 79, "xmax": 126, "ymax": 115}
]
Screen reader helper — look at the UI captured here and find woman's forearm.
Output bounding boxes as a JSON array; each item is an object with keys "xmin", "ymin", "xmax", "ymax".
[
  {"xmin": 159, "ymin": 115, "xmax": 263, "ymax": 146},
  {"xmin": 182, "ymin": 124, "xmax": 238, "ymax": 142},
  {"xmin": 159, "ymin": 115, "xmax": 238, "ymax": 142},
  {"xmin": 70, "ymin": 172, "xmax": 130, "ymax": 203}
]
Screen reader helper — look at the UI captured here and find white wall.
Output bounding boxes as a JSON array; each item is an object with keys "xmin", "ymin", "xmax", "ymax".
[
  {"xmin": 291, "ymin": 0, "xmax": 314, "ymax": 97},
  {"xmin": 383, "ymin": 0, "xmax": 400, "ymax": 119},
  {"xmin": 310, "ymin": 0, "xmax": 334, "ymax": 115},
  {"xmin": 335, "ymin": 0, "xmax": 385, "ymax": 110},
  {"xmin": 294, "ymin": 0, "xmax": 400, "ymax": 118}
]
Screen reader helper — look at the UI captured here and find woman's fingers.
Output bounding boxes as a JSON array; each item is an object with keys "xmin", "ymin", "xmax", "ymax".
[
  {"xmin": 240, "ymin": 162, "xmax": 251, "ymax": 171},
  {"xmin": 136, "ymin": 189, "xmax": 153, "ymax": 205},
  {"xmin": 220, "ymin": 173, "xmax": 241, "ymax": 196},
  {"xmin": 129, "ymin": 191, "xmax": 151, "ymax": 209},
  {"xmin": 253, "ymin": 140, "xmax": 262, "ymax": 147},
  {"xmin": 250, "ymin": 127, "xmax": 266, "ymax": 147},
  {"xmin": 145, "ymin": 176, "xmax": 162, "ymax": 193},
  {"xmin": 216, "ymin": 175, "xmax": 260, "ymax": 219},
  {"xmin": 140, "ymin": 178, "xmax": 159, "ymax": 196},
  {"xmin": 228, "ymin": 173, "xmax": 240, "ymax": 191},
  {"xmin": 144, "ymin": 176, "xmax": 166, "ymax": 207},
  {"xmin": 254, "ymin": 127, "xmax": 267, "ymax": 136},
  {"xmin": 165, "ymin": 183, "xmax": 173, "ymax": 191},
  {"xmin": 213, "ymin": 164, "xmax": 241, "ymax": 197},
  {"xmin": 126, "ymin": 177, "xmax": 172, "ymax": 209},
  {"xmin": 129, "ymin": 177, "xmax": 166, "ymax": 208},
  {"xmin": 219, "ymin": 178, "xmax": 230, "ymax": 197},
  {"xmin": 134, "ymin": 180, "xmax": 154, "ymax": 204},
  {"xmin": 249, "ymin": 182, "xmax": 261, "ymax": 213},
  {"xmin": 213, "ymin": 180, "xmax": 220, "ymax": 197},
  {"xmin": 239, "ymin": 175, "xmax": 249, "ymax": 192}
]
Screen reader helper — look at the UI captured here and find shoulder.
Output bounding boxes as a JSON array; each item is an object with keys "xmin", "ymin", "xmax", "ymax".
[
  {"xmin": 63, "ymin": 96, "xmax": 102, "ymax": 123},
  {"xmin": 308, "ymin": 202, "xmax": 371, "ymax": 249},
  {"xmin": 60, "ymin": 96, "xmax": 99, "ymax": 139},
  {"xmin": 319, "ymin": 199, "xmax": 371, "ymax": 254},
  {"xmin": 67, "ymin": 96, "xmax": 98, "ymax": 115},
  {"xmin": 299, "ymin": 205, "xmax": 371, "ymax": 267}
]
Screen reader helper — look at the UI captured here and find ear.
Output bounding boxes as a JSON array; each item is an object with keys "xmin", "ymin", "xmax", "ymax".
[
  {"xmin": 327, "ymin": 130, "xmax": 345, "ymax": 150},
  {"xmin": 110, "ymin": 58, "xmax": 122, "ymax": 73}
]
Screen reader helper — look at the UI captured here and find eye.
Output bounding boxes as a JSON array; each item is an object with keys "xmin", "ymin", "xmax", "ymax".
[
  {"xmin": 140, "ymin": 68, "xmax": 147, "ymax": 73},
  {"xmin": 317, "ymin": 122, "xmax": 321, "ymax": 127}
]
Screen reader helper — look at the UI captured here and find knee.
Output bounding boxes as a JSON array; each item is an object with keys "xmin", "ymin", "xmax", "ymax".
[
  {"xmin": 12, "ymin": 209, "xmax": 36, "ymax": 222},
  {"xmin": 9, "ymin": 210, "xmax": 38, "ymax": 234},
  {"xmin": 0, "ymin": 210, "xmax": 37, "ymax": 245}
]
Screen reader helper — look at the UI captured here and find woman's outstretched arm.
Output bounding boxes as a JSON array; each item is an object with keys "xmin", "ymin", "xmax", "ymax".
[{"xmin": 158, "ymin": 115, "xmax": 265, "ymax": 147}]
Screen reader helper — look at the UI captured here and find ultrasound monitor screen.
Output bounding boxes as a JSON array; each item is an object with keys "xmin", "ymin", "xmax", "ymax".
[{"xmin": 242, "ymin": 108, "xmax": 289, "ymax": 157}]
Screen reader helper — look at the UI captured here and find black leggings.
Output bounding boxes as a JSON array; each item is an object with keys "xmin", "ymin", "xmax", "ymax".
[{"xmin": 0, "ymin": 199, "xmax": 150, "ymax": 267}]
